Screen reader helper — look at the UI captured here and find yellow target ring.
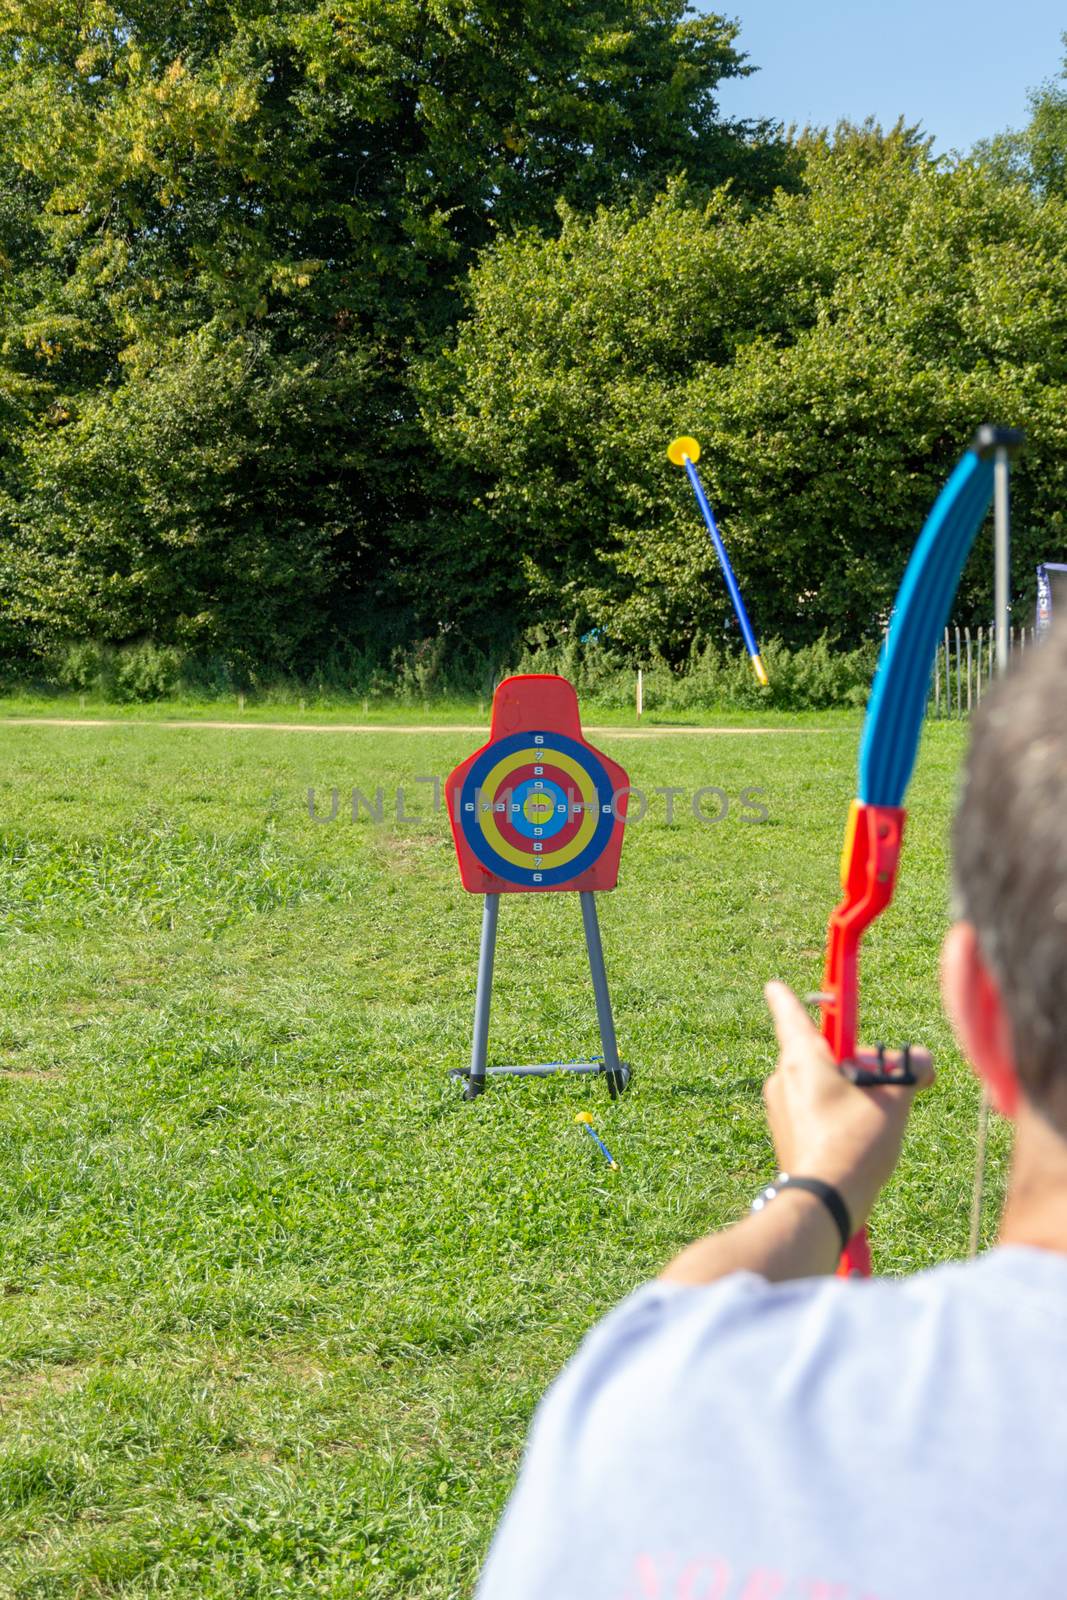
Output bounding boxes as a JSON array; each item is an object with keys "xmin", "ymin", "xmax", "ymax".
[{"xmin": 523, "ymin": 789, "xmax": 555, "ymax": 825}]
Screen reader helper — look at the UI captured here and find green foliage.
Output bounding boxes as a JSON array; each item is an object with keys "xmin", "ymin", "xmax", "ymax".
[
  {"xmin": 513, "ymin": 629, "xmax": 877, "ymax": 711},
  {"xmin": 425, "ymin": 124, "xmax": 1067, "ymax": 655},
  {"xmin": 48, "ymin": 641, "xmax": 183, "ymax": 701},
  {"xmin": 6, "ymin": 330, "xmax": 359, "ymax": 668},
  {"xmin": 0, "ymin": 0, "xmax": 780, "ymax": 669},
  {"xmin": 976, "ymin": 33, "xmax": 1067, "ymax": 199},
  {"xmin": 4, "ymin": 10, "xmax": 1066, "ymax": 678},
  {"xmin": 27, "ymin": 629, "xmax": 873, "ymax": 711}
]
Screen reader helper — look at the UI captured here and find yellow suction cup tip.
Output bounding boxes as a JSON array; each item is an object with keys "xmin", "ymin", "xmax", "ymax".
[
  {"xmin": 574, "ymin": 1111, "xmax": 593, "ymax": 1125},
  {"xmin": 668, "ymin": 435, "xmax": 700, "ymax": 467}
]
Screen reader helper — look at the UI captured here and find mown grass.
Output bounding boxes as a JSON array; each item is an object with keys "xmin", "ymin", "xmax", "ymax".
[{"xmin": 0, "ymin": 717, "xmax": 1009, "ymax": 1596}]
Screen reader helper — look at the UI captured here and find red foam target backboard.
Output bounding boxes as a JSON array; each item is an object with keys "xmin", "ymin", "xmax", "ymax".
[{"xmin": 446, "ymin": 675, "xmax": 630, "ymax": 894}]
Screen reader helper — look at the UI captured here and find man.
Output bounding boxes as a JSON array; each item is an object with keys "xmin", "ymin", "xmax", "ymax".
[{"xmin": 476, "ymin": 623, "xmax": 1067, "ymax": 1600}]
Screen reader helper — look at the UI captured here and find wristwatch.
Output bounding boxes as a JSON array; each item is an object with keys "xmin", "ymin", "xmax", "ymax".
[{"xmin": 751, "ymin": 1172, "xmax": 852, "ymax": 1253}]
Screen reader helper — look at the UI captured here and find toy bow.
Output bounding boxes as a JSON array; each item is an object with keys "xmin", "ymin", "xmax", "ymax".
[{"xmin": 820, "ymin": 426, "xmax": 1022, "ymax": 1277}]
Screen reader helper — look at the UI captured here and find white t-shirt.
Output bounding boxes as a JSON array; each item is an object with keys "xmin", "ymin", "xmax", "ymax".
[{"xmin": 477, "ymin": 1248, "xmax": 1067, "ymax": 1600}]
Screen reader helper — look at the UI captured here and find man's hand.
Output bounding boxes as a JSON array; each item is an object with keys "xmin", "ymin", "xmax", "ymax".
[
  {"xmin": 763, "ymin": 981, "xmax": 934, "ymax": 1235},
  {"xmin": 660, "ymin": 982, "xmax": 935, "ymax": 1286}
]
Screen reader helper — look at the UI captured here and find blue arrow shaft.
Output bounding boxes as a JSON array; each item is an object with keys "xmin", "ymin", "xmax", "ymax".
[
  {"xmin": 581, "ymin": 1122, "xmax": 616, "ymax": 1166},
  {"xmin": 683, "ymin": 456, "xmax": 761, "ymax": 661}
]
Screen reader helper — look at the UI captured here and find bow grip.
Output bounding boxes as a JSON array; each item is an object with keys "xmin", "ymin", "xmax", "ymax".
[{"xmin": 820, "ymin": 801, "xmax": 906, "ymax": 1064}]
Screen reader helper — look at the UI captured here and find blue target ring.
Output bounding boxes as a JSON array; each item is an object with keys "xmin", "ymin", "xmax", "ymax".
[{"xmin": 509, "ymin": 778, "xmax": 569, "ymax": 839}]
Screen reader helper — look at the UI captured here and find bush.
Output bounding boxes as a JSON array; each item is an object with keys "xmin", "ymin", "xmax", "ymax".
[
  {"xmin": 111, "ymin": 644, "xmax": 183, "ymax": 702},
  {"xmin": 46, "ymin": 641, "xmax": 184, "ymax": 702},
  {"xmin": 17, "ymin": 629, "xmax": 876, "ymax": 711},
  {"xmin": 48, "ymin": 642, "xmax": 108, "ymax": 694},
  {"xmin": 512, "ymin": 630, "xmax": 877, "ymax": 712}
]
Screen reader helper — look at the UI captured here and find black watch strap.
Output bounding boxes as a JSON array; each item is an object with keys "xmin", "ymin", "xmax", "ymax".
[{"xmin": 751, "ymin": 1173, "xmax": 852, "ymax": 1253}]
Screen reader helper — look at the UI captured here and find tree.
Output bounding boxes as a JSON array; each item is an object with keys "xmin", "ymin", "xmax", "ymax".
[
  {"xmin": 975, "ymin": 34, "xmax": 1067, "ymax": 200},
  {"xmin": 0, "ymin": 1, "xmax": 786, "ymax": 670},
  {"xmin": 424, "ymin": 124, "xmax": 1067, "ymax": 655},
  {"xmin": 1027, "ymin": 43, "xmax": 1067, "ymax": 198}
]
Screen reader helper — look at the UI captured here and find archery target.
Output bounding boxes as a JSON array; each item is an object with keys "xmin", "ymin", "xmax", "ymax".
[{"xmin": 456, "ymin": 730, "xmax": 618, "ymax": 888}]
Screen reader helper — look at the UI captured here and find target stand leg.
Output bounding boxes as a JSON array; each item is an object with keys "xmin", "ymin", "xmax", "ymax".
[
  {"xmin": 450, "ymin": 891, "xmax": 630, "ymax": 1100},
  {"xmin": 580, "ymin": 891, "xmax": 630, "ymax": 1099},
  {"xmin": 465, "ymin": 894, "xmax": 499, "ymax": 1099}
]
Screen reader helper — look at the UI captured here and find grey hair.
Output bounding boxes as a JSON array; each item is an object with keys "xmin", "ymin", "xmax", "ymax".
[{"xmin": 952, "ymin": 622, "xmax": 1067, "ymax": 1101}]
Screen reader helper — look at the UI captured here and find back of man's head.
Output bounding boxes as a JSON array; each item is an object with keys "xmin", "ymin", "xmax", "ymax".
[{"xmin": 953, "ymin": 622, "xmax": 1067, "ymax": 1107}]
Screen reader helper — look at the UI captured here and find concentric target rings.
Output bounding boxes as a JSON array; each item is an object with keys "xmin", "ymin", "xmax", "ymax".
[{"xmin": 456, "ymin": 730, "xmax": 618, "ymax": 888}]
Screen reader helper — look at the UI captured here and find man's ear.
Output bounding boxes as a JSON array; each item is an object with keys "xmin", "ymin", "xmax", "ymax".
[{"xmin": 941, "ymin": 921, "xmax": 1020, "ymax": 1118}]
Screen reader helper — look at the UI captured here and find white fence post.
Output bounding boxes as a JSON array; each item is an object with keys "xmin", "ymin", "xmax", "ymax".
[
  {"xmin": 954, "ymin": 626, "xmax": 961, "ymax": 718},
  {"xmin": 943, "ymin": 627, "xmax": 951, "ymax": 715}
]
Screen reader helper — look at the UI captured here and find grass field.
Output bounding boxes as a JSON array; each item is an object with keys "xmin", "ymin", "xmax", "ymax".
[
  {"xmin": 0, "ymin": 690, "xmax": 852, "ymax": 729},
  {"xmin": 0, "ymin": 711, "xmax": 1009, "ymax": 1597}
]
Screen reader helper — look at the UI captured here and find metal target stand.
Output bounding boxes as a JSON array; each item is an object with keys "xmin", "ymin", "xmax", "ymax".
[
  {"xmin": 445, "ymin": 673, "xmax": 633, "ymax": 1104},
  {"xmin": 448, "ymin": 890, "xmax": 630, "ymax": 1101}
]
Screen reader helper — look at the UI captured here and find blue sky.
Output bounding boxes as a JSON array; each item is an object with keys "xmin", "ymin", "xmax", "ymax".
[{"xmin": 707, "ymin": 2, "xmax": 1065, "ymax": 154}]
